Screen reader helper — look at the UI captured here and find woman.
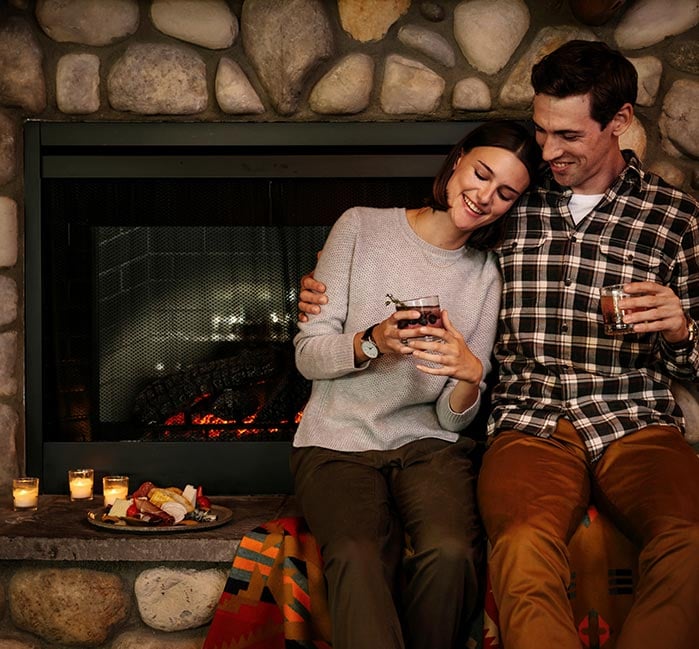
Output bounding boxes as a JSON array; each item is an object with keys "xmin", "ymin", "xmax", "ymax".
[{"xmin": 292, "ymin": 121, "xmax": 541, "ymax": 649}]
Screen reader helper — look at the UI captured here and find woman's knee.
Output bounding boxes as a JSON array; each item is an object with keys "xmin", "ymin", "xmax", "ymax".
[{"xmin": 323, "ymin": 535, "xmax": 389, "ymax": 573}]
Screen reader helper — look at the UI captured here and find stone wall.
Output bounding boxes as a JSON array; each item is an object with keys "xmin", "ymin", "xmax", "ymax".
[{"xmin": 0, "ymin": 1, "xmax": 697, "ymax": 646}]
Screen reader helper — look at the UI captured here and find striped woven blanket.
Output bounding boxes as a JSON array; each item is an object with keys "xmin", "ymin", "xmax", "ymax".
[{"xmin": 203, "ymin": 517, "xmax": 332, "ymax": 649}]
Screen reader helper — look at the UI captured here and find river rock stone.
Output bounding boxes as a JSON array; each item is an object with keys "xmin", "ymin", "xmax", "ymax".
[
  {"xmin": 0, "ymin": 113, "xmax": 16, "ymax": 186},
  {"xmin": 36, "ymin": 0, "xmax": 139, "ymax": 46},
  {"xmin": 568, "ymin": 0, "xmax": 628, "ymax": 25},
  {"xmin": 0, "ymin": 17, "xmax": 46, "ymax": 113},
  {"xmin": 454, "ymin": 0, "xmax": 530, "ymax": 75},
  {"xmin": 0, "ymin": 638, "xmax": 38, "ymax": 649},
  {"xmin": 56, "ymin": 53, "xmax": 100, "ymax": 114},
  {"xmin": 620, "ymin": 116, "xmax": 647, "ymax": 161},
  {"xmin": 648, "ymin": 160, "xmax": 686, "ymax": 189},
  {"xmin": 380, "ymin": 54, "xmax": 445, "ymax": 114},
  {"xmin": 629, "ymin": 56, "xmax": 662, "ymax": 107},
  {"xmin": 659, "ymin": 79, "xmax": 699, "ymax": 159},
  {"xmin": 134, "ymin": 567, "xmax": 227, "ymax": 632},
  {"xmin": 107, "ymin": 43, "xmax": 208, "ymax": 115},
  {"xmin": 0, "ymin": 332, "xmax": 17, "ymax": 397},
  {"xmin": 242, "ymin": 0, "xmax": 333, "ymax": 115},
  {"xmin": 112, "ymin": 628, "xmax": 206, "ymax": 649},
  {"xmin": 667, "ymin": 40, "xmax": 699, "ymax": 76},
  {"xmin": 215, "ymin": 58, "xmax": 265, "ymax": 114},
  {"xmin": 338, "ymin": 0, "xmax": 410, "ymax": 42},
  {"xmin": 309, "ymin": 53, "xmax": 374, "ymax": 114},
  {"xmin": 671, "ymin": 380, "xmax": 699, "ymax": 445},
  {"xmin": 452, "ymin": 77, "xmax": 491, "ymax": 111},
  {"xmin": 8, "ymin": 568, "xmax": 129, "ymax": 646},
  {"xmin": 420, "ymin": 1, "xmax": 445, "ymax": 22},
  {"xmin": 0, "ymin": 403, "xmax": 19, "ymax": 482},
  {"xmin": 0, "ymin": 276, "xmax": 17, "ymax": 327},
  {"xmin": 398, "ymin": 24, "xmax": 455, "ymax": 68},
  {"xmin": 499, "ymin": 25, "xmax": 597, "ymax": 108},
  {"xmin": 0, "ymin": 197, "xmax": 17, "ymax": 268},
  {"xmin": 614, "ymin": 0, "xmax": 699, "ymax": 50},
  {"xmin": 151, "ymin": 0, "xmax": 238, "ymax": 49}
]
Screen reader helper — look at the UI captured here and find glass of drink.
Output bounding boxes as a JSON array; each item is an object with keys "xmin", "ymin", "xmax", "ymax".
[
  {"xmin": 600, "ymin": 284, "xmax": 635, "ymax": 335},
  {"xmin": 394, "ymin": 295, "xmax": 442, "ymax": 341}
]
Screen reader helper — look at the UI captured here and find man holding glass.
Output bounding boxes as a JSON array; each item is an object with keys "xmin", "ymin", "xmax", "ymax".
[{"xmin": 299, "ymin": 40, "xmax": 699, "ymax": 649}]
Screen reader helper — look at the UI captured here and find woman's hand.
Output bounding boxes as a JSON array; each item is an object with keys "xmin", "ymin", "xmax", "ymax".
[
  {"xmin": 408, "ymin": 310, "xmax": 483, "ymax": 384},
  {"xmin": 372, "ymin": 309, "xmax": 428, "ymax": 356}
]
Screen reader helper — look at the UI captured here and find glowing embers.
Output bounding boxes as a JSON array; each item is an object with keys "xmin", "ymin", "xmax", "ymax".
[{"xmin": 135, "ymin": 345, "xmax": 310, "ymax": 442}]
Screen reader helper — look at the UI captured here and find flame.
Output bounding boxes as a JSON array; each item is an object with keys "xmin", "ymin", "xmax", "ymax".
[{"xmin": 160, "ymin": 393, "xmax": 303, "ymax": 440}]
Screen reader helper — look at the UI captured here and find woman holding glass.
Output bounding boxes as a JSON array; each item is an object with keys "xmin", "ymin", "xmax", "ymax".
[{"xmin": 292, "ymin": 121, "xmax": 541, "ymax": 649}]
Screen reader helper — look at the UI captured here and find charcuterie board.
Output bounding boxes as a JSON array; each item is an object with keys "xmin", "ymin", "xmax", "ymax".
[{"xmin": 87, "ymin": 504, "xmax": 233, "ymax": 533}]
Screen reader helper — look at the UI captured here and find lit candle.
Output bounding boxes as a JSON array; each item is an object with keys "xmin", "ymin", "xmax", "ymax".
[
  {"xmin": 68, "ymin": 468, "xmax": 94, "ymax": 501},
  {"xmin": 102, "ymin": 475, "xmax": 129, "ymax": 507},
  {"xmin": 13, "ymin": 477, "xmax": 39, "ymax": 511}
]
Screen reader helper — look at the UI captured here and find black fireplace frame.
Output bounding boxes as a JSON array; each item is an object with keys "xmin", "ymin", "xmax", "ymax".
[{"xmin": 24, "ymin": 120, "xmax": 481, "ymax": 494}]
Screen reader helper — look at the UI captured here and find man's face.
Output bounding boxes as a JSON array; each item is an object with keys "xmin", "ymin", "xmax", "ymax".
[{"xmin": 532, "ymin": 93, "xmax": 626, "ymax": 195}]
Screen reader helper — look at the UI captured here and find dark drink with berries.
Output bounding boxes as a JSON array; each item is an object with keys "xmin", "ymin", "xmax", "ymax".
[{"xmin": 394, "ymin": 295, "xmax": 442, "ymax": 341}]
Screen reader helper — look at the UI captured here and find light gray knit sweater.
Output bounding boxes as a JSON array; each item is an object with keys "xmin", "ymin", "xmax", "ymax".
[{"xmin": 293, "ymin": 206, "xmax": 502, "ymax": 452}]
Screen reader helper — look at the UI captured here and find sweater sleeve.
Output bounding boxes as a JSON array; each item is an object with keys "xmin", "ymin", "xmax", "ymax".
[
  {"xmin": 293, "ymin": 209, "xmax": 367, "ymax": 380},
  {"xmin": 435, "ymin": 256, "xmax": 502, "ymax": 432}
]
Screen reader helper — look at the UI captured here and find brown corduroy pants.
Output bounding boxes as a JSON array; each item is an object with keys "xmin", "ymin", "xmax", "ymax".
[
  {"xmin": 478, "ymin": 419, "xmax": 699, "ymax": 649},
  {"xmin": 291, "ymin": 437, "xmax": 482, "ymax": 649}
]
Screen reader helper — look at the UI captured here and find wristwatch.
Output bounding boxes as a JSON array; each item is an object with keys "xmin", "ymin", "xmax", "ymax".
[
  {"xmin": 687, "ymin": 316, "xmax": 698, "ymax": 346},
  {"xmin": 360, "ymin": 324, "xmax": 381, "ymax": 359},
  {"xmin": 668, "ymin": 316, "xmax": 698, "ymax": 350}
]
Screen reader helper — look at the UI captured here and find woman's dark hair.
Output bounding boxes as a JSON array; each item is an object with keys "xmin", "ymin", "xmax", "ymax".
[
  {"xmin": 531, "ymin": 40, "xmax": 637, "ymax": 128},
  {"xmin": 430, "ymin": 120, "xmax": 541, "ymax": 251}
]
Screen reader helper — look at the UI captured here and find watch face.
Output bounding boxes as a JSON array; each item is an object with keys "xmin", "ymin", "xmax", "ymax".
[{"xmin": 361, "ymin": 339, "xmax": 379, "ymax": 359}]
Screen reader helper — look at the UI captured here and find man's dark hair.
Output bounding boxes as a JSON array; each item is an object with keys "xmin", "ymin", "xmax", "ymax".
[
  {"xmin": 430, "ymin": 120, "xmax": 541, "ymax": 251},
  {"xmin": 531, "ymin": 40, "xmax": 638, "ymax": 129}
]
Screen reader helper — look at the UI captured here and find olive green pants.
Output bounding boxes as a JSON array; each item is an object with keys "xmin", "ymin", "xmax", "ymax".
[
  {"xmin": 478, "ymin": 420, "xmax": 699, "ymax": 649},
  {"xmin": 291, "ymin": 437, "xmax": 482, "ymax": 649}
]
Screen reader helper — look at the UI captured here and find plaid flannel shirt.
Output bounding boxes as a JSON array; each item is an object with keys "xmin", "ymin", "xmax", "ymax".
[{"xmin": 489, "ymin": 152, "xmax": 699, "ymax": 462}]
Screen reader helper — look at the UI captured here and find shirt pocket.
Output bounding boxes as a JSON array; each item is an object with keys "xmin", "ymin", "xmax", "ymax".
[
  {"xmin": 599, "ymin": 237, "xmax": 668, "ymax": 284},
  {"xmin": 499, "ymin": 234, "xmax": 550, "ymax": 308}
]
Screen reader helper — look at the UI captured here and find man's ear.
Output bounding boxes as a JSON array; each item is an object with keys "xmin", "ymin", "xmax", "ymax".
[{"xmin": 610, "ymin": 102, "xmax": 634, "ymax": 137}]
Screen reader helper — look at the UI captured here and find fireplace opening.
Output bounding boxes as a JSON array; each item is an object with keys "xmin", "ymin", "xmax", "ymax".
[{"xmin": 25, "ymin": 121, "xmax": 480, "ymax": 493}]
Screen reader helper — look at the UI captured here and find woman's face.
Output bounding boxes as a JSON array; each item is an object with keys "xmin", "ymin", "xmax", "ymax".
[{"xmin": 445, "ymin": 145, "xmax": 530, "ymax": 234}]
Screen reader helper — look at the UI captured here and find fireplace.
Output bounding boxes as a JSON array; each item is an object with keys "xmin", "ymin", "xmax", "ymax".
[{"xmin": 24, "ymin": 121, "xmax": 478, "ymax": 494}]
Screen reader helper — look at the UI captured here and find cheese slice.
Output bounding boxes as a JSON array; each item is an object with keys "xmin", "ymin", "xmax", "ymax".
[
  {"xmin": 182, "ymin": 484, "xmax": 197, "ymax": 507},
  {"xmin": 108, "ymin": 498, "xmax": 132, "ymax": 518}
]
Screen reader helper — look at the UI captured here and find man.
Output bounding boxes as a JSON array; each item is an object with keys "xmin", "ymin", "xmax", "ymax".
[{"xmin": 298, "ymin": 40, "xmax": 699, "ymax": 648}]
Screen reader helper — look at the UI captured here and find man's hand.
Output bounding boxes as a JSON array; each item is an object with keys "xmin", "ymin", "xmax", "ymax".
[
  {"xmin": 298, "ymin": 272, "xmax": 328, "ymax": 323},
  {"xmin": 620, "ymin": 281, "xmax": 689, "ymax": 343}
]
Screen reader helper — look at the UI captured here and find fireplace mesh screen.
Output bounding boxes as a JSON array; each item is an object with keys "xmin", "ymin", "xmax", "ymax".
[
  {"xmin": 96, "ymin": 224, "xmax": 326, "ymax": 434},
  {"xmin": 42, "ymin": 174, "xmax": 434, "ymax": 442}
]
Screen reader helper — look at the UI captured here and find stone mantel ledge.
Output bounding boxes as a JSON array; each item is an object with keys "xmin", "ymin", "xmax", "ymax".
[{"xmin": 0, "ymin": 494, "xmax": 297, "ymax": 562}]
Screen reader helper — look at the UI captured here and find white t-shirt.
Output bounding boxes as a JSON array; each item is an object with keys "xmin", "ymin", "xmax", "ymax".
[{"xmin": 569, "ymin": 193, "xmax": 604, "ymax": 225}]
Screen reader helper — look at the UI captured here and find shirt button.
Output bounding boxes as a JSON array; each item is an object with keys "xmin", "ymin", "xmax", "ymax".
[
  {"xmin": 564, "ymin": 278, "xmax": 572, "ymax": 286},
  {"xmin": 561, "ymin": 323, "xmax": 569, "ymax": 332},
  {"xmin": 570, "ymin": 235, "xmax": 577, "ymax": 242}
]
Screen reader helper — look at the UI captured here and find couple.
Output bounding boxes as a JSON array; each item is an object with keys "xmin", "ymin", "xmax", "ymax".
[{"xmin": 294, "ymin": 40, "xmax": 699, "ymax": 649}]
